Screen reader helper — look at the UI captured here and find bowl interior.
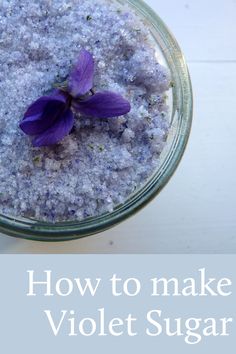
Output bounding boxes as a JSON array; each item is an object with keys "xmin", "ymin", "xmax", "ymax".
[{"xmin": 0, "ymin": 0, "xmax": 192, "ymax": 240}]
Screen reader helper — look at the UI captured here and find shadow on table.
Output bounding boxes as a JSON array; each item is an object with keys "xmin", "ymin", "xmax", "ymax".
[{"xmin": 0, "ymin": 234, "xmax": 21, "ymax": 254}]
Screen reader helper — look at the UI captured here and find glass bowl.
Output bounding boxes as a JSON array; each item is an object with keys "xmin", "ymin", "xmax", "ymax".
[{"xmin": 0, "ymin": 0, "xmax": 193, "ymax": 241}]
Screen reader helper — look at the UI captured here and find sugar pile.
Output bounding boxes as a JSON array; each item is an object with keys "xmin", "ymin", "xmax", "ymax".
[{"xmin": 0, "ymin": 0, "xmax": 170, "ymax": 222}]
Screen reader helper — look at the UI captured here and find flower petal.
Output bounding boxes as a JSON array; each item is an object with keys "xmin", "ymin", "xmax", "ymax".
[
  {"xmin": 24, "ymin": 90, "xmax": 68, "ymax": 118},
  {"xmin": 73, "ymin": 91, "xmax": 131, "ymax": 118},
  {"xmin": 68, "ymin": 49, "xmax": 94, "ymax": 97},
  {"xmin": 32, "ymin": 109, "xmax": 74, "ymax": 147},
  {"xmin": 20, "ymin": 90, "xmax": 69, "ymax": 136}
]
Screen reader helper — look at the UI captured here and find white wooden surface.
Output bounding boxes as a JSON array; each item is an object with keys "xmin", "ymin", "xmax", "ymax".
[{"xmin": 0, "ymin": 0, "xmax": 236, "ymax": 253}]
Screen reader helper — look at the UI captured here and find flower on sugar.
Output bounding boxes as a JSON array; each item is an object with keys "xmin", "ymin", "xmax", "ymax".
[{"xmin": 20, "ymin": 49, "xmax": 131, "ymax": 147}]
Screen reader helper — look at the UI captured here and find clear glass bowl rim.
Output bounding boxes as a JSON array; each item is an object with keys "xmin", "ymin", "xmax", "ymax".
[{"xmin": 0, "ymin": 0, "xmax": 193, "ymax": 241}]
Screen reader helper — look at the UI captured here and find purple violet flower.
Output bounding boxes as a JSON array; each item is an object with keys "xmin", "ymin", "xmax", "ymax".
[{"xmin": 20, "ymin": 49, "xmax": 131, "ymax": 147}]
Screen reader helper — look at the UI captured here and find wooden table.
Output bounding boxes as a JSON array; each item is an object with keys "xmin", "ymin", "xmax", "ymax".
[{"xmin": 1, "ymin": 0, "xmax": 235, "ymax": 253}]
